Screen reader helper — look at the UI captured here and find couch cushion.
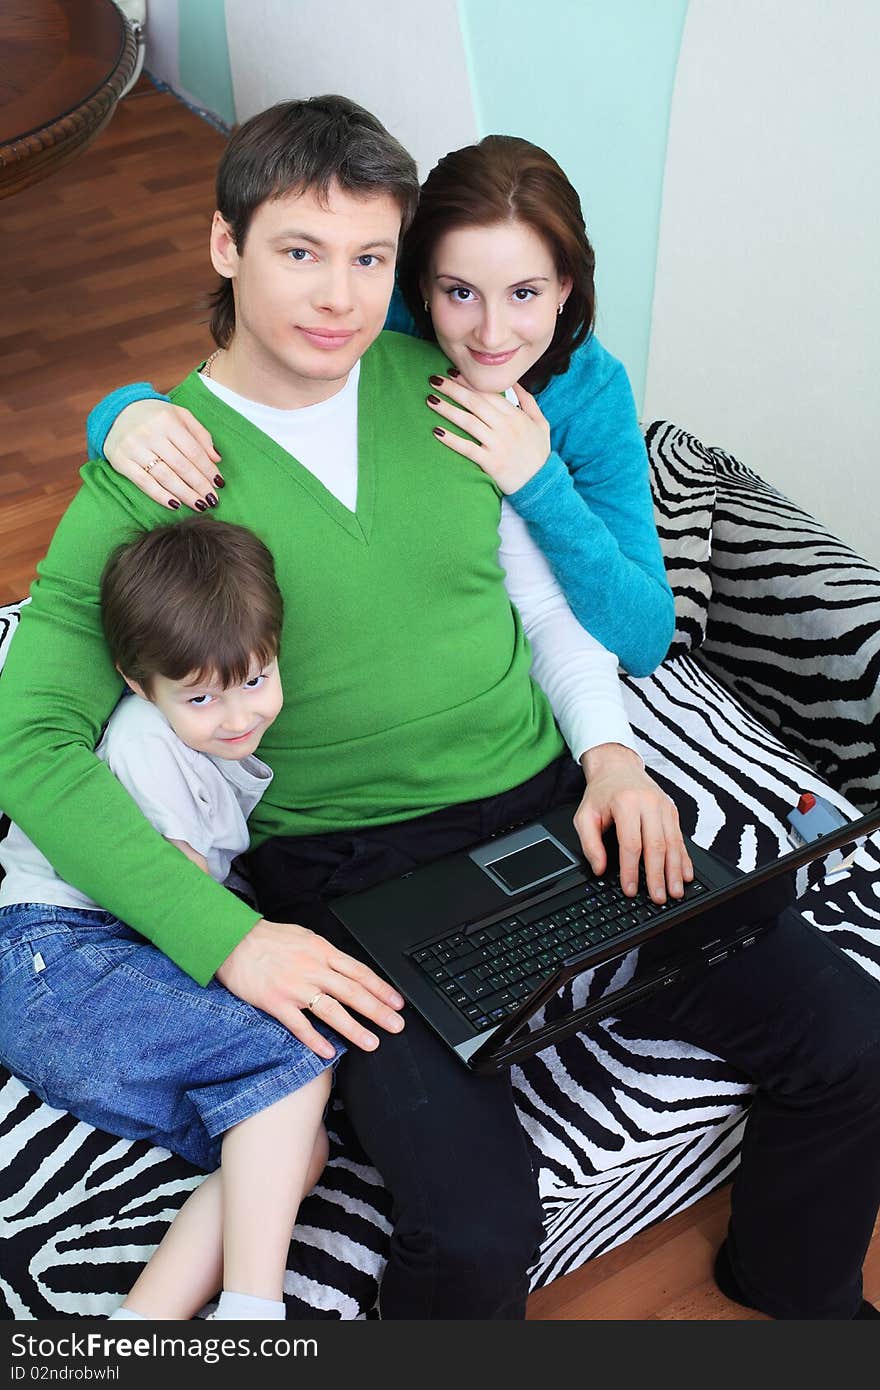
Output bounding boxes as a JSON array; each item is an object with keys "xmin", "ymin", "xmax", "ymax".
[
  {"xmin": 643, "ymin": 422, "xmax": 716, "ymax": 656},
  {"xmin": 0, "ymin": 602, "xmax": 24, "ymax": 836},
  {"xmin": 699, "ymin": 449, "xmax": 880, "ymax": 811},
  {"xmin": 0, "ymin": 601, "xmax": 25, "ymax": 677}
]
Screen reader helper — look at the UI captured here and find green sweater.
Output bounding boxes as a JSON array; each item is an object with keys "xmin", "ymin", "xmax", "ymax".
[{"xmin": 0, "ymin": 332, "xmax": 563, "ymax": 984}]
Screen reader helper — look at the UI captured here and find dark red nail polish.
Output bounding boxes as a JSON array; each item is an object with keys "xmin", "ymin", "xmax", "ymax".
[
  {"xmin": 213, "ymin": 475, "xmax": 225, "ymax": 488},
  {"xmin": 194, "ymin": 499, "xmax": 207, "ymax": 512},
  {"xmin": 447, "ymin": 366, "xmax": 460, "ymax": 378},
  {"xmin": 167, "ymin": 498, "xmax": 180, "ymax": 510},
  {"xmin": 427, "ymin": 394, "xmax": 441, "ymax": 406},
  {"xmin": 205, "ymin": 493, "xmax": 218, "ymax": 508},
  {"xmin": 428, "ymin": 374, "xmax": 444, "ymax": 387},
  {"xmin": 433, "ymin": 426, "xmax": 446, "ymax": 438}
]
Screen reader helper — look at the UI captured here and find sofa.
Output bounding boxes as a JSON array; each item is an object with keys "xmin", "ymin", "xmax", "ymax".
[{"xmin": 1, "ymin": 420, "xmax": 878, "ymax": 1320}]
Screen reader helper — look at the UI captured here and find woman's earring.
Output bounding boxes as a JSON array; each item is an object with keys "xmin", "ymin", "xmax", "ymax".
[
  {"xmin": 424, "ymin": 300, "xmax": 430, "ymax": 314},
  {"xmin": 557, "ymin": 302, "xmax": 564, "ymax": 316}
]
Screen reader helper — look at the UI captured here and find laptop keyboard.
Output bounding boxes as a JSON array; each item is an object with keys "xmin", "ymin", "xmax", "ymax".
[{"xmin": 408, "ymin": 872, "xmax": 708, "ymax": 1032}]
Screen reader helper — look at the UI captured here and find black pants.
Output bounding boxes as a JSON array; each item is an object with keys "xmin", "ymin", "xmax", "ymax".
[{"xmin": 247, "ymin": 757, "xmax": 880, "ymax": 1320}]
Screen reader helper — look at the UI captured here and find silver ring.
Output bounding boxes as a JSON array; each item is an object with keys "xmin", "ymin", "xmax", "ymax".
[
  {"xmin": 306, "ymin": 990, "xmax": 325, "ymax": 1011},
  {"xmin": 142, "ymin": 453, "xmax": 163, "ymax": 476}
]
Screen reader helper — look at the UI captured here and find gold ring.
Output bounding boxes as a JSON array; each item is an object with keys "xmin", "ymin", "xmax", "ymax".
[
  {"xmin": 306, "ymin": 990, "xmax": 325, "ymax": 1011},
  {"xmin": 143, "ymin": 453, "xmax": 163, "ymax": 476}
]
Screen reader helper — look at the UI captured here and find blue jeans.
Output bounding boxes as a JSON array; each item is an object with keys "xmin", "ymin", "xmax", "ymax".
[{"xmin": 0, "ymin": 904, "xmax": 343, "ymax": 1170}]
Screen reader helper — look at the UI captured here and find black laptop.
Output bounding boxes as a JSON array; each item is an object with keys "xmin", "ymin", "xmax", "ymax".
[{"xmin": 330, "ymin": 801, "xmax": 880, "ymax": 1073}]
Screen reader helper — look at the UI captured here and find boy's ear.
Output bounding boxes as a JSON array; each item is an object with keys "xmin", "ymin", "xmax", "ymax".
[
  {"xmin": 210, "ymin": 211, "xmax": 239, "ymax": 279},
  {"xmin": 117, "ymin": 665, "xmax": 148, "ymax": 701}
]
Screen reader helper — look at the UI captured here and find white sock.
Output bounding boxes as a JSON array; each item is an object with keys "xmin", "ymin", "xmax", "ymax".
[
  {"xmin": 108, "ymin": 1307, "xmax": 147, "ymax": 1320},
  {"xmin": 212, "ymin": 1290, "xmax": 285, "ymax": 1321}
]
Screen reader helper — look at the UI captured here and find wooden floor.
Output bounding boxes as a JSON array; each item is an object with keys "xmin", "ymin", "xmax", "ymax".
[
  {"xmin": 531, "ymin": 1187, "xmax": 880, "ymax": 1320},
  {"xmin": 1, "ymin": 78, "xmax": 878, "ymax": 1322},
  {"xmin": 0, "ymin": 78, "xmax": 223, "ymax": 605}
]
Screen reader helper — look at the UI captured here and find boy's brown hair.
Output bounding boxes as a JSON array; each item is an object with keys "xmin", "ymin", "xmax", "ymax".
[{"xmin": 101, "ymin": 518, "xmax": 283, "ymax": 696}]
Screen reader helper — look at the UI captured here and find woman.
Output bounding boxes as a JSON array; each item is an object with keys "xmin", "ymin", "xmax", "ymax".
[{"xmin": 86, "ymin": 135, "xmax": 674, "ymax": 678}]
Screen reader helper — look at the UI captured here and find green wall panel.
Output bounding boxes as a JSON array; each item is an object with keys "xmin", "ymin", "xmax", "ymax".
[{"xmin": 458, "ymin": 0, "xmax": 688, "ymax": 408}]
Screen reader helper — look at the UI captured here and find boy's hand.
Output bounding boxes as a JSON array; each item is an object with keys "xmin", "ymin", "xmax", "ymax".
[{"xmin": 216, "ymin": 918, "xmax": 406, "ymax": 1058}]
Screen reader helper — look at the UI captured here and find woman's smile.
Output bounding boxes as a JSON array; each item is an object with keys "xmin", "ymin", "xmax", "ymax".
[{"xmin": 466, "ymin": 346, "xmax": 520, "ymax": 367}]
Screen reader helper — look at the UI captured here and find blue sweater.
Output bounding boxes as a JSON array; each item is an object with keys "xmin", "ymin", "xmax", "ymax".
[{"xmin": 86, "ymin": 290, "xmax": 674, "ymax": 675}]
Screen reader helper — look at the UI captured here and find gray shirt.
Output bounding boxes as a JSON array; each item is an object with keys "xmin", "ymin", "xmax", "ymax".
[{"xmin": 0, "ymin": 694, "xmax": 272, "ymax": 910}]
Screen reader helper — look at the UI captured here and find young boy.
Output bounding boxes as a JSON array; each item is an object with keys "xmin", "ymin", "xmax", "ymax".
[{"xmin": 0, "ymin": 518, "xmax": 341, "ymax": 1321}]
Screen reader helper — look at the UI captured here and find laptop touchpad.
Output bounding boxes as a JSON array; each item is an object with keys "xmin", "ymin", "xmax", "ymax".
[{"xmin": 470, "ymin": 825, "xmax": 579, "ymax": 897}]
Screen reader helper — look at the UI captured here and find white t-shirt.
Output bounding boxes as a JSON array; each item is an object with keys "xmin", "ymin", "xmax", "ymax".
[
  {"xmin": 204, "ymin": 362, "xmax": 360, "ymax": 511},
  {"xmin": 0, "ymin": 694, "xmax": 272, "ymax": 910},
  {"xmin": 199, "ymin": 372, "xmax": 638, "ymax": 764}
]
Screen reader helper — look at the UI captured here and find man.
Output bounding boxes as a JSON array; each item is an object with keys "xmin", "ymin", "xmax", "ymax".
[{"xmin": 1, "ymin": 97, "xmax": 877, "ymax": 1320}]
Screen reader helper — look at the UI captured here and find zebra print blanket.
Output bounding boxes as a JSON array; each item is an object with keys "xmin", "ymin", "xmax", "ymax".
[{"xmin": 2, "ymin": 424, "xmax": 878, "ymax": 1319}]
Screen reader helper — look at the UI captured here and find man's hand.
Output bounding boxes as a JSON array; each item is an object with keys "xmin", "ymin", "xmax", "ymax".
[
  {"xmin": 215, "ymin": 918, "xmax": 406, "ymax": 1058},
  {"xmin": 575, "ymin": 744, "xmax": 693, "ymax": 903}
]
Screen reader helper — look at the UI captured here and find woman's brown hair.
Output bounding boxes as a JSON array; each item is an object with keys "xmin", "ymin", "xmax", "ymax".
[{"xmin": 397, "ymin": 135, "xmax": 596, "ymax": 394}]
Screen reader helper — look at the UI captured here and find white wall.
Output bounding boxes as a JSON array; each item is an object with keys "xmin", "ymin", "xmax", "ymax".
[
  {"xmin": 139, "ymin": 0, "xmax": 180, "ymax": 90},
  {"xmin": 223, "ymin": 0, "xmax": 478, "ymax": 180},
  {"xmin": 644, "ymin": 0, "xmax": 880, "ymax": 564}
]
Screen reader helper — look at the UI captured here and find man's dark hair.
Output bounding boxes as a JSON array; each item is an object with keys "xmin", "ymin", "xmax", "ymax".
[
  {"xmin": 209, "ymin": 94, "xmax": 420, "ymax": 346},
  {"xmin": 101, "ymin": 518, "xmax": 284, "ymax": 697}
]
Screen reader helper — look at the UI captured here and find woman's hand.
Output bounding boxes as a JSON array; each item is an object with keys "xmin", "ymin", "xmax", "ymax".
[
  {"xmin": 575, "ymin": 744, "xmax": 693, "ymax": 904},
  {"xmin": 426, "ymin": 372, "xmax": 551, "ymax": 494},
  {"xmin": 103, "ymin": 399, "xmax": 224, "ymax": 512},
  {"xmin": 215, "ymin": 918, "xmax": 406, "ymax": 1058}
]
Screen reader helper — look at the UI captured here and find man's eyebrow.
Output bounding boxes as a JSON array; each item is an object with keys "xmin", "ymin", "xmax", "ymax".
[
  {"xmin": 434, "ymin": 272, "xmax": 551, "ymax": 288},
  {"xmin": 271, "ymin": 230, "xmax": 398, "ymax": 251},
  {"xmin": 271, "ymin": 230, "xmax": 324, "ymax": 247}
]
